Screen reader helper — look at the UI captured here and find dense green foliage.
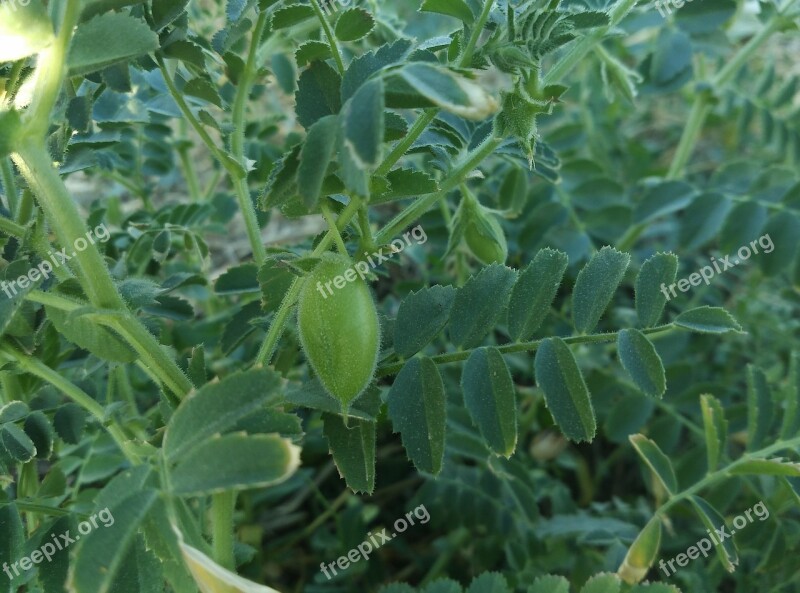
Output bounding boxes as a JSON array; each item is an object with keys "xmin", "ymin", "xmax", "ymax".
[{"xmin": 1, "ymin": 0, "xmax": 800, "ymax": 592}]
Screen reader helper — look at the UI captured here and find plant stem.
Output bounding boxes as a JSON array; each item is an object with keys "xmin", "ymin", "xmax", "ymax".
[
  {"xmin": 212, "ymin": 491, "xmax": 237, "ymax": 570},
  {"xmin": 309, "ymin": 0, "xmax": 345, "ymax": 74},
  {"xmin": 378, "ymin": 323, "xmax": 675, "ymax": 376},
  {"xmin": 1, "ymin": 159, "xmax": 18, "ymax": 215},
  {"xmin": 375, "ymin": 135, "xmax": 503, "ymax": 244},
  {"xmin": 542, "ymin": 0, "xmax": 640, "ymax": 86},
  {"xmin": 230, "ymin": 10, "xmax": 270, "ymax": 265},
  {"xmin": 0, "ymin": 216, "xmax": 25, "ymax": 238},
  {"xmin": 459, "ymin": 0, "xmax": 495, "ymax": 67},
  {"xmin": 0, "ymin": 343, "xmax": 141, "ymax": 465},
  {"xmin": 13, "ymin": 142, "xmax": 124, "ymax": 309},
  {"xmin": 24, "ymin": 0, "xmax": 81, "ymax": 138},
  {"xmin": 654, "ymin": 433, "xmax": 800, "ymax": 519},
  {"xmin": 321, "ymin": 203, "xmax": 349, "ymax": 255},
  {"xmin": 374, "ymin": 110, "xmax": 437, "ymax": 177},
  {"xmin": 155, "ymin": 56, "xmax": 245, "ymax": 181},
  {"xmin": 666, "ymin": 17, "xmax": 783, "ymax": 179},
  {"xmin": 177, "ymin": 121, "xmax": 202, "ymax": 202}
]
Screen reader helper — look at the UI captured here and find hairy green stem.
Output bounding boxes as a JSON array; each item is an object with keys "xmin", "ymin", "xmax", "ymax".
[
  {"xmin": 459, "ymin": 0, "xmax": 495, "ymax": 67},
  {"xmin": 155, "ymin": 56, "xmax": 245, "ymax": 181},
  {"xmin": 309, "ymin": 0, "xmax": 345, "ymax": 74},
  {"xmin": 230, "ymin": 10, "xmax": 270, "ymax": 265},
  {"xmin": 0, "ymin": 343, "xmax": 141, "ymax": 464},
  {"xmin": 23, "ymin": 290, "xmax": 193, "ymax": 399},
  {"xmin": 375, "ymin": 110, "xmax": 437, "ymax": 177},
  {"xmin": 654, "ymin": 433, "xmax": 800, "ymax": 519},
  {"xmin": 0, "ymin": 215, "xmax": 25, "ymax": 238},
  {"xmin": 24, "ymin": 0, "xmax": 81, "ymax": 138},
  {"xmin": 13, "ymin": 142, "xmax": 124, "ymax": 309},
  {"xmin": 666, "ymin": 16, "xmax": 783, "ymax": 180},
  {"xmin": 212, "ymin": 491, "xmax": 237, "ymax": 570},
  {"xmin": 542, "ymin": 0, "xmax": 640, "ymax": 86},
  {"xmin": 375, "ymin": 135, "xmax": 503, "ymax": 244},
  {"xmin": 378, "ymin": 323, "xmax": 675, "ymax": 377}
]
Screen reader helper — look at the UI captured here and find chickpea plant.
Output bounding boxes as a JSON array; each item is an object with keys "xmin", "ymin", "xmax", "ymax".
[{"xmin": 2, "ymin": 0, "xmax": 800, "ymax": 592}]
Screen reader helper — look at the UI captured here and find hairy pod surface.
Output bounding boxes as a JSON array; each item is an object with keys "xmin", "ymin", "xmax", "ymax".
[{"xmin": 297, "ymin": 253, "xmax": 381, "ymax": 411}]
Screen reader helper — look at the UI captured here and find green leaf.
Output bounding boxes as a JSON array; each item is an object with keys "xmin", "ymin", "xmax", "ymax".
[
  {"xmin": 534, "ymin": 337, "xmax": 596, "ymax": 442},
  {"xmin": 462, "ymin": 347, "xmax": 517, "ymax": 457},
  {"xmin": 747, "ymin": 365, "xmax": 773, "ymax": 451},
  {"xmin": 729, "ymin": 458, "xmax": 800, "ymax": 477},
  {"xmin": 391, "ymin": 63, "xmax": 500, "ymax": 121},
  {"xmin": 449, "ymin": 264, "xmax": 517, "ymax": 348},
  {"xmin": 394, "ymin": 285, "xmax": 456, "ymax": 358},
  {"xmin": 335, "ymin": 7, "xmax": 375, "ymax": 41},
  {"xmin": 343, "ymin": 77, "xmax": 385, "ymax": 169},
  {"xmin": 580, "ymin": 573, "xmax": 621, "ymax": 593},
  {"xmin": 67, "ymin": 490, "xmax": 158, "ymax": 593},
  {"xmin": 260, "ymin": 144, "xmax": 302, "ymax": 210},
  {"xmin": 295, "ymin": 61, "xmax": 342, "ymax": 130},
  {"xmin": 758, "ymin": 212, "xmax": 800, "ymax": 276},
  {"xmin": 0, "ymin": 401, "xmax": 28, "ymax": 423},
  {"xmin": 618, "ymin": 517, "xmax": 661, "ymax": 585},
  {"xmin": 617, "ymin": 329, "xmax": 666, "ymax": 398},
  {"xmin": 151, "ymin": 0, "xmax": 190, "ymax": 29},
  {"xmin": 0, "ymin": 0, "xmax": 53, "ymax": 61},
  {"xmin": 215, "ymin": 263, "xmax": 260, "ymax": 295},
  {"xmin": 323, "ymin": 413, "xmax": 376, "ymax": 493},
  {"xmin": 675, "ymin": 0, "xmax": 737, "ymax": 34},
  {"xmin": 296, "ymin": 40, "xmax": 332, "ymax": 67},
  {"xmin": 24, "ymin": 411, "xmax": 54, "ymax": 459},
  {"xmin": 420, "ymin": 0, "xmax": 475, "ymax": 23},
  {"xmin": 67, "ymin": 12, "xmax": 159, "ymax": 76},
  {"xmin": 271, "ymin": 4, "xmax": 315, "ymax": 28},
  {"xmin": 781, "ymin": 352, "xmax": 800, "ymax": 440},
  {"xmin": 387, "ymin": 357, "xmax": 446, "ymax": 475},
  {"xmin": 164, "ymin": 369, "xmax": 284, "ymax": 462},
  {"xmin": 0, "ymin": 109, "xmax": 23, "ymax": 159},
  {"xmin": 719, "ymin": 201, "xmax": 767, "ymax": 254},
  {"xmin": 700, "ymin": 394, "xmax": 727, "ymax": 473},
  {"xmin": 674, "ymin": 306, "xmax": 743, "ymax": 334},
  {"xmin": 0, "ymin": 422, "xmax": 37, "ymax": 462},
  {"xmin": 373, "ymin": 168, "xmax": 439, "ymax": 204},
  {"xmin": 528, "ymin": 575, "xmax": 569, "ymax": 593},
  {"xmin": 635, "ymin": 252, "xmax": 678, "ymax": 327},
  {"xmin": 298, "ymin": 115, "xmax": 339, "ymax": 209},
  {"xmin": 54, "ymin": 403, "xmax": 86, "ymax": 444},
  {"xmin": 572, "ymin": 247, "xmax": 630, "ymax": 334},
  {"xmin": 688, "ymin": 495, "xmax": 738, "ymax": 572},
  {"xmin": 634, "ymin": 181, "xmax": 696, "ymax": 224},
  {"xmin": 0, "ymin": 503, "xmax": 24, "ymax": 589},
  {"xmin": 629, "ymin": 434, "xmax": 677, "ymax": 494},
  {"xmin": 507, "ymin": 248, "xmax": 569, "ymax": 341},
  {"xmin": 46, "ymin": 299, "xmax": 137, "ymax": 363},
  {"xmin": 424, "ymin": 579, "xmax": 461, "ymax": 593},
  {"xmin": 467, "ymin": 573, "xmax": 511, "ymax": 593},
  {"xmin": 178, "ymin": 535, "xmax": 283, "ymax": 593},
  {"xmin": 169, "ymin": 434, "xmax": 300, "ymax": 495}
]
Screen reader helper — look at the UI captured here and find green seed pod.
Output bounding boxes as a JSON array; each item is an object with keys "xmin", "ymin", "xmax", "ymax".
[
  {"xmin": 464, "ymin": 209, "xmax": 508, "ymax": 265},
  {"xmin": 297, "ymin": 253, "xmax": 381, "ymax": 412}
]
